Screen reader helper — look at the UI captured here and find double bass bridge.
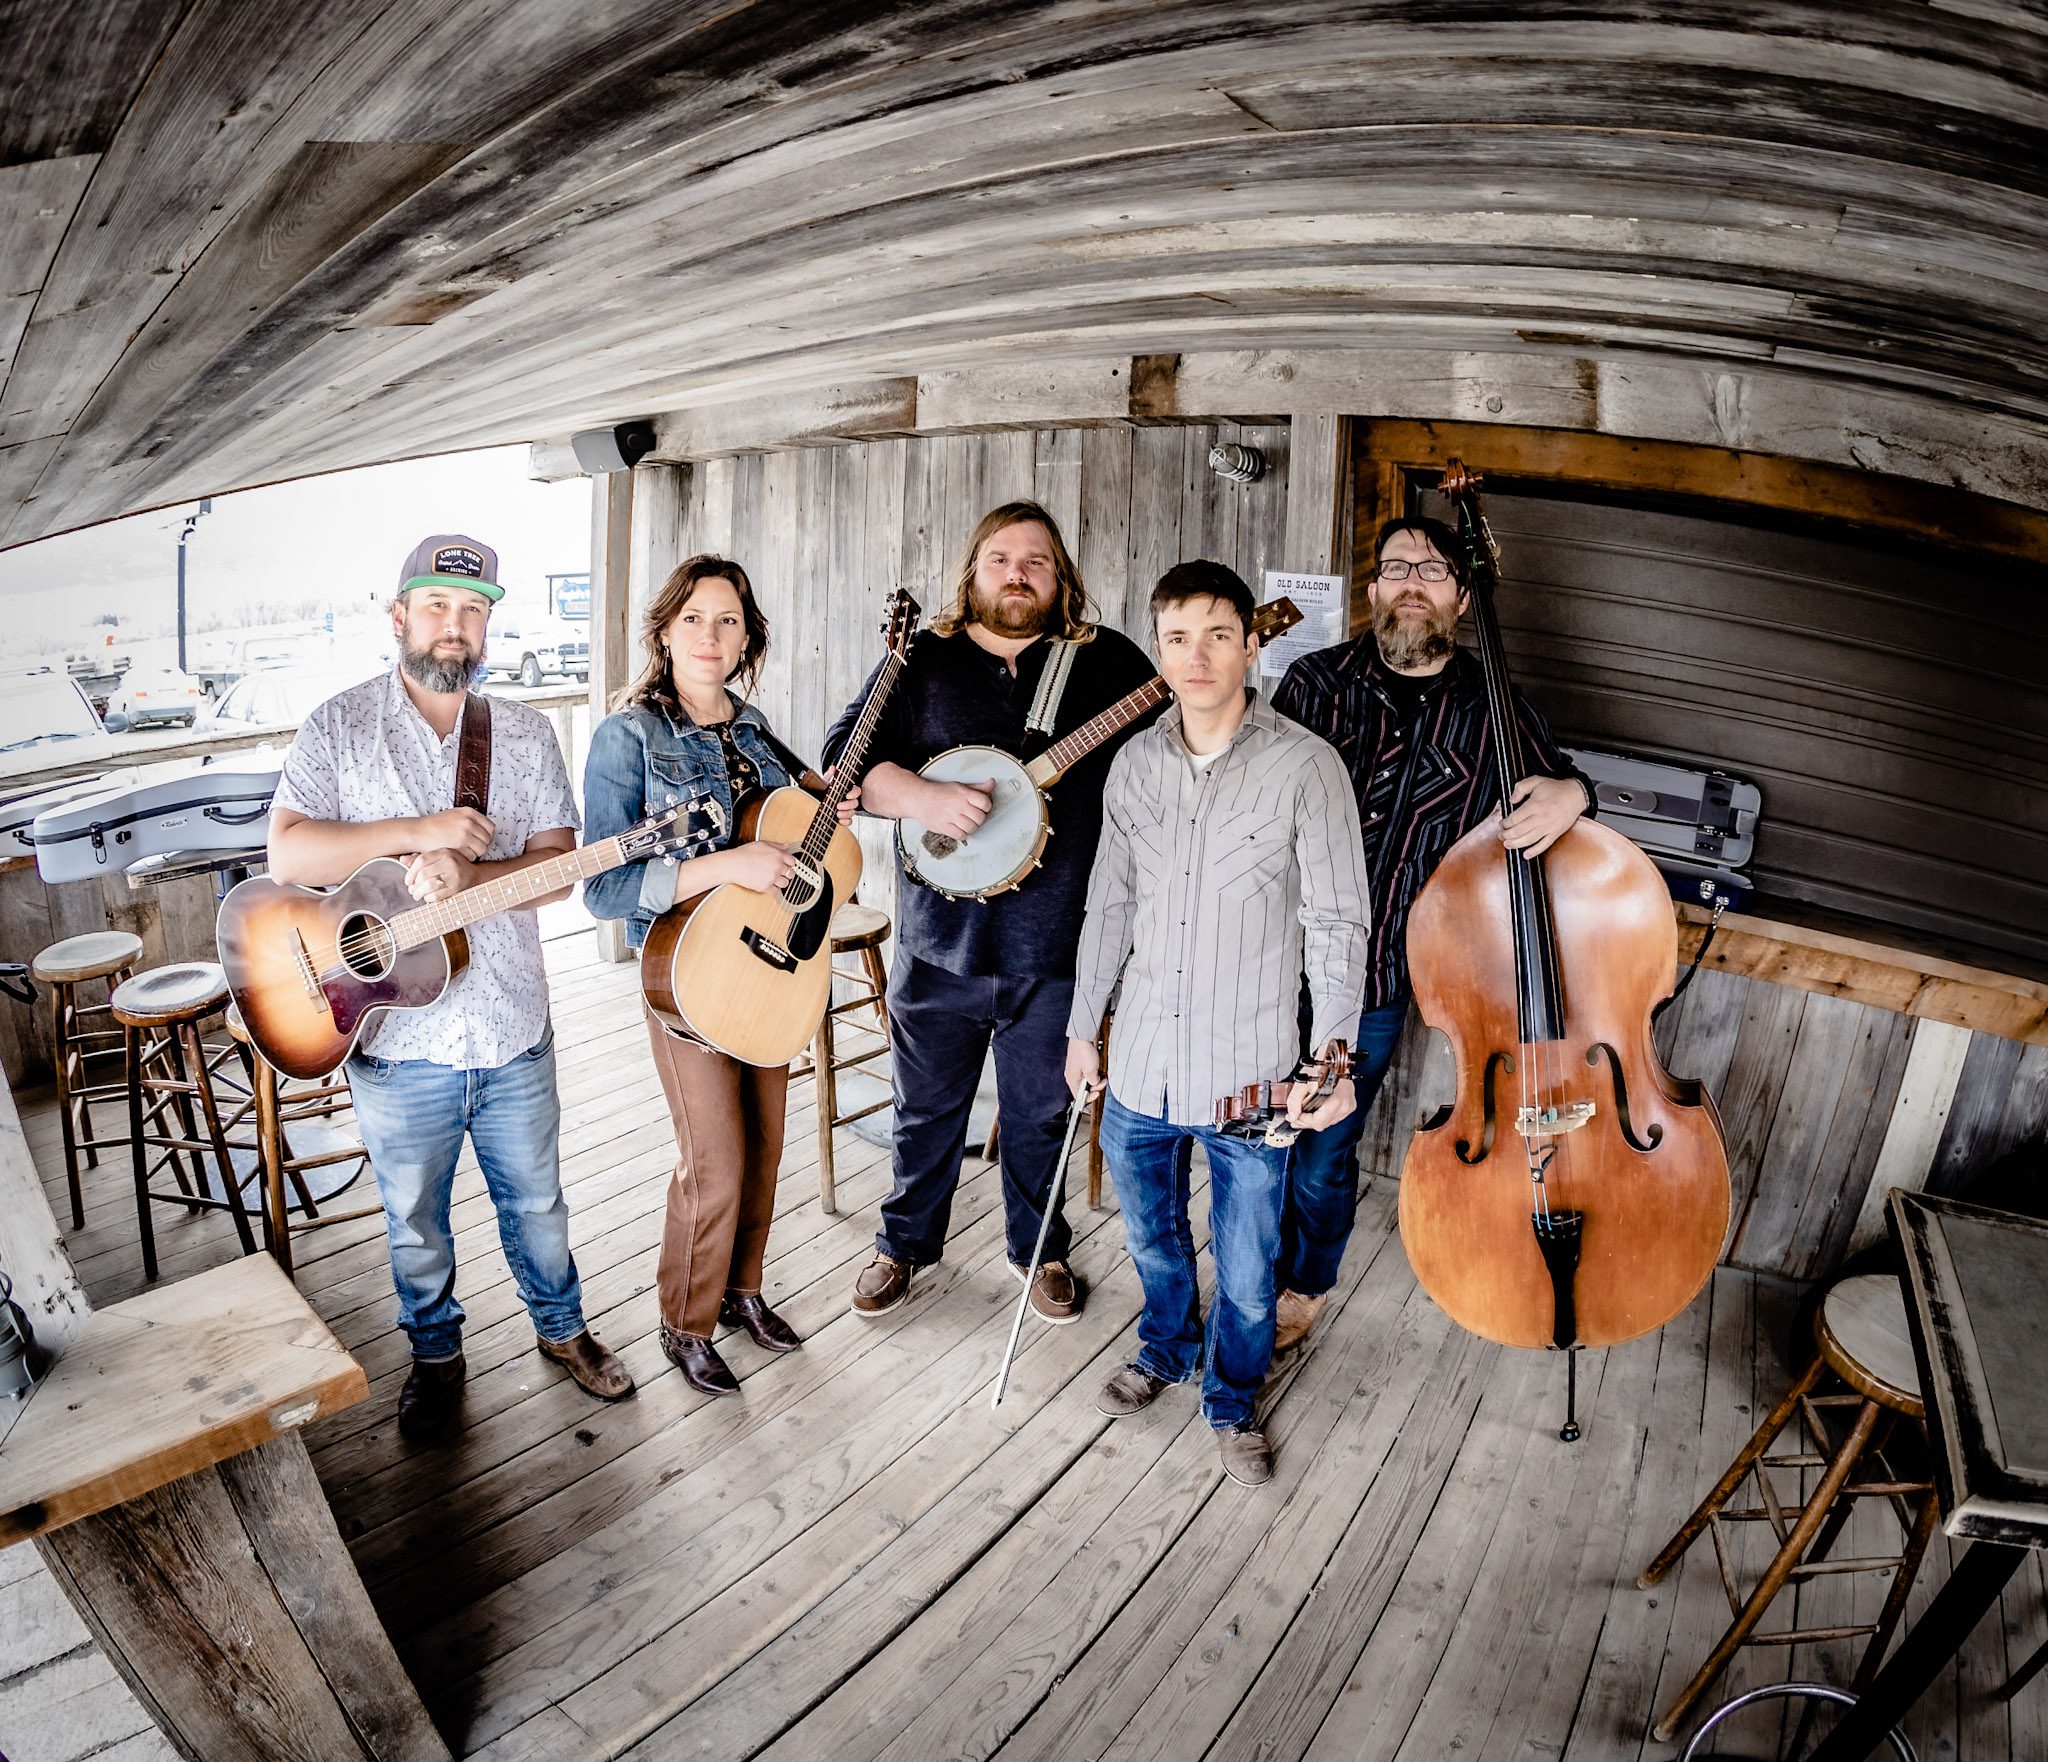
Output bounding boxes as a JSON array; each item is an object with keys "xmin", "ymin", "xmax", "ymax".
[{"xmin": 1514, "ymin": 1099, "xmax": 1596, "ymax": 1139}]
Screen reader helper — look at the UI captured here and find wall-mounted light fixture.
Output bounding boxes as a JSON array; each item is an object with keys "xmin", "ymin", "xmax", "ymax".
[
  {"xmin": 1208, "ymin": 442, "xmax": 1266, "ymax": 484},
  {"xmin": 570, "ymin": 420, "xmax": 658, "ymax": 474}
]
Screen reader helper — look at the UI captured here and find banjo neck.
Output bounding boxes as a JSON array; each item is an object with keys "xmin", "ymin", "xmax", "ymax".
[{"xmin": 1025, "ymin": 677, "xmax": 1171, "ymax": 787}]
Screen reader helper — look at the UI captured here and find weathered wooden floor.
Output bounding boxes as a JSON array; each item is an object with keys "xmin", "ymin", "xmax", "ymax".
[{"xmin": 6, "ymin": 929, "xmax": 2044, "ymax": 1762}]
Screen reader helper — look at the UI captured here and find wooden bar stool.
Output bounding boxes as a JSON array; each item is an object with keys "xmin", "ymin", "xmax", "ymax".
[
  {"xmin": 31, "ymin": 930, "xmax": 143, "ymax": 1227},
  {"xmin": 809, "ymin": 903, "xmax": 892, "ymax": 1215},
  {"xmin": 111, "ymin": 961, "xmax": 258, "ymax": 1282},
  {"xmin": 1640, "ymin": 1272, "xmax": 1939, "ymax": 1742},
  {"xmin": 219, "ymin": 1007, "xmax": 378, "ymax": 1278}
]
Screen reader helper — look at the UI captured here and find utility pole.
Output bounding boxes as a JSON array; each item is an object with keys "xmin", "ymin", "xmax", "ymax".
[{"xmin": 175, "ymin": 498, "xmax": 213, "ymax": 673}]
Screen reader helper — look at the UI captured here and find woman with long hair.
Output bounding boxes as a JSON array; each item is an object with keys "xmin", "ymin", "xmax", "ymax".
[{"xmin": 582, "ymin": 554, "xmax": 855, "ymax": 1394}]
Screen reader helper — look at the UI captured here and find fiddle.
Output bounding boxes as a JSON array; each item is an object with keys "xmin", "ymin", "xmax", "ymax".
[
  {"xmin": 1397, "ymin": 463, "xmax": 1731, "ymax": 1392},
  {"xmin": 1212, "ymin": 1044, "xmax": 1352, "ymax": 1147}
]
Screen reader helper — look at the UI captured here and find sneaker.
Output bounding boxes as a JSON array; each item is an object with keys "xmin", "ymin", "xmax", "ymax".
[
  {"xmin": 1217, "ymin": 1421, "xmax": 1274, "ymax": 1487},
  {"xmin": 852, "ymin": 1251, "xmax": 913, "ymax": 1316},
  {"xmin": 1096, "ymin": 1363, "xmax": 1170, "ymax": 1417},
  {"xmin": 1010, "ymin": 1258, "xmax": 1085, "ymax": 1324},
  {"xmin": 1273, "ymin": 1289, "xmax": 1328, "ymax": 1354},
  {"xmin": 396, "ymin": 1353, "xmax": 466, "ymax": 1443}
]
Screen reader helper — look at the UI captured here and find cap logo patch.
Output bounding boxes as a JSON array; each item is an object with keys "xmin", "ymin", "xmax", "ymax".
[{"xmin": 433, "ymin": 545, "xmax": 486, "ymax": 579}]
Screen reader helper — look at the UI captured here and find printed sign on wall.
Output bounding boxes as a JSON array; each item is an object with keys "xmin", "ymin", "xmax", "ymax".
[{"xmin": 1259, "ymin": 571, "xmax": 1346, "ymax": 678}]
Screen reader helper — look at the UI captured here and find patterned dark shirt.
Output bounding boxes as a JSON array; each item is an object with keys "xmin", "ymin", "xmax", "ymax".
[{"xmin": 1272, "ymin": 636, "xmax": 1591, "ymax": 1011}]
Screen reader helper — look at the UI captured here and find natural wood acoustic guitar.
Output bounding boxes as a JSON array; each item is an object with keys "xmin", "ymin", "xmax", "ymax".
[
  {"xmin": 641, "ymin": 587, "xmax": 919, "ymax": 1066},
  {"xmin": 221, "ymin": 796, "xmax": 725, "ymax": 1079}
]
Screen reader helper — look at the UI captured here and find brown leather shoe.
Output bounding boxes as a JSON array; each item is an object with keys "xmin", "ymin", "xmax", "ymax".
[
  {"xmin": 1096, "ymin": 1363, "xmax": 1170, "ymax": 1417},
  {"xmin": 537, "ymin": 1329, "xmax": 635, "ymax": 1401},
  {"xmin": 660, "ymin": 1324, "xmax": 740, "ymax": 1395},
  {"xmin": 720, "ymin": 1291, "xmax": 802, "ymax": 1353},
  {"xmin": 1011, "ymin": 1258, "xmax": 1084, "ymax": 1324},
  {"xmin": 397, "ymin": 1353, "xmax": 465, "ymax": 1442},
  {"xmin": 1217, "ymin": 1421, "xmax": 1274, "ymax": 1487},
  {"xmin": 1272, "ymin": 1289, "xmax": 1327, "ymax": 1354},
  {"xmin": 852, "ymin": 1251, "xmax": 913, "ymax": 1317}
]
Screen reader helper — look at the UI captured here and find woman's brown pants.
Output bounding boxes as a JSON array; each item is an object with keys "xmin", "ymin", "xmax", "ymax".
[{"xmin": 642, "ymin": 1003, "xmax": 789, "ymax": 1338}]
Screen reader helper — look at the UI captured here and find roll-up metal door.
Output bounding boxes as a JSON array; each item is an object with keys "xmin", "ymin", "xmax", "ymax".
[{"xmin": 1413, "ymin": 484, "xmax": 2048, "ymax": 969}]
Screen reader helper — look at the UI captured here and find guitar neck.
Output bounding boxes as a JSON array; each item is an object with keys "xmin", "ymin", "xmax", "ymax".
[
  {"xmin": 388, "ymin": 836, "xmax": 629, "ymax": 950},
  {"xmin": 1026, "ymin": 676, "xmax": 1170, "ymax": 786},
  {"xmin": 792, "ymin": 649, "xmax": 906, "ymax": 865}
]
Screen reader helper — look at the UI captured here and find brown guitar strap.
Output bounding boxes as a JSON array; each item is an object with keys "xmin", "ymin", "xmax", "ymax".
[{"xmin": 455, "ymin": 691, "xmax": 492, "ymax": 814}]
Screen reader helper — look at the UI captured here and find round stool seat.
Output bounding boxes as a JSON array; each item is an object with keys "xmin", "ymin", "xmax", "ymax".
[
  {"xmin": 224, "ymin": 1004, "xmax": 250, "ymax": 1044},
  {"xmin": 111, "ymin": 961, "xmax": 231, "ymax": 1027},
  {"xmin": 828, "ymin": 904, "xmax": 891, "ymax": 952},
  {"xmin": 1817, "ymin": 1273, "xmax": 1923, "ymax": 1416},
  {"xmin": 32, "ymin": 930, "xmax": 144, "ymax": 985}
]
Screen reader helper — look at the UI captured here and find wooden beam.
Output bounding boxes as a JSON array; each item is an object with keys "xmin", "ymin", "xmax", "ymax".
[
  {"xmin": 1351, "ymin": 416, "xmax": 2048, "ymax": 569},
  {"xmin": 650, "ymin": 380, "xmax": 918, "ymax": 460},
  {"xmin": 1676, "ymin": 902, "xmax": 2048, "ymax": 1048},
  {"xmin": 1280, "ymin": 411, "xmax": 1351, "ymax": 580},
  {"xmin": 587, "ymin": 469, "xmax": 638, "ymax": 965},
  {"xmin": 914, "ymin": 361, "xmax": 1133, "ymax": 431}
]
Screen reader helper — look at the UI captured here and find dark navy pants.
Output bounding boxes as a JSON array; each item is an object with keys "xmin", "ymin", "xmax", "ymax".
[
  {"xmin": 878, "ymin": 952, "xmax": 1076, "ymax": 1270},
  {"xmin": 1277, "ymin": 998, "xmax": 1411, "ymax": 1297}
]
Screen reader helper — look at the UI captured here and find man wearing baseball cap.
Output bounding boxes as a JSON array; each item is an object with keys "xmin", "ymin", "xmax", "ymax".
[{"xmin": 267, "ymin": 533, "xmax": 633, "ymax": 1441}]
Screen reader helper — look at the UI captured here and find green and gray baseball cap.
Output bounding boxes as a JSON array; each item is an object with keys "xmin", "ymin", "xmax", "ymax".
[{"xmin": 397, "ymin": 534, "xmax": 504, "ymax": 602}]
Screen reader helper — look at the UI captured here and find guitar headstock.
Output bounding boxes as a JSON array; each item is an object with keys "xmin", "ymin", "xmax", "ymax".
[
  {"xmin": 621, "ymin": 794, "xmax": 727, "ymax": 864},
  {"xmin": 1250, "ymin": 596, "xmax": 1304, "ymax": 644},
  {"xmin": 879, "ymin": 588, "xmax": 922, "ymax": 659}
]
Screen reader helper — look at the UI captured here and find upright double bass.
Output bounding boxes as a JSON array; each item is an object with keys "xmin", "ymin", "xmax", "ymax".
[{"xmin": 1398, "ymin": 463, "xmax": 1730, "ymax": 1369}]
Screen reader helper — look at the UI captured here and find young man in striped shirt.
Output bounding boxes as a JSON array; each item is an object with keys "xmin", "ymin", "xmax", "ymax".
[{"xmin": 1066, "ymin": 560, "xmax": 1369, "ymax": 1487}]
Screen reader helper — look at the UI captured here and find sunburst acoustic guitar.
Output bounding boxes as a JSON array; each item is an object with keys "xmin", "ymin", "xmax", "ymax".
[{"xmin": 221, "ymin": 796, "xmax": 724, "ymax": 1079}]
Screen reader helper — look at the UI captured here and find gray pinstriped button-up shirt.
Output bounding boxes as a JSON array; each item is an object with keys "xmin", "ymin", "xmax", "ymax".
[{"xmin": 1069, "ymin": 692, "xmax": 1371, "ymax": 1126}]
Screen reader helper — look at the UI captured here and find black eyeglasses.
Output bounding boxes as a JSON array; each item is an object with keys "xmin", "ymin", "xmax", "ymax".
[{"xmin": 1378, "ymin": 559, "xmax": 1453, "ymax": 583}]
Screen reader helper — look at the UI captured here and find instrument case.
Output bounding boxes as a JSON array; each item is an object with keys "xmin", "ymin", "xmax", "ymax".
[
  {"xmin": 0, "ymin": 769, "xmax": 147, "ymax": 864},
  {"xmin": 29, "ymin": 751, "xmax": 283, "ymax": 882},
  {"xmin": 1565, "ymin": 744, "xmax": 1761, "ymax": 911}
]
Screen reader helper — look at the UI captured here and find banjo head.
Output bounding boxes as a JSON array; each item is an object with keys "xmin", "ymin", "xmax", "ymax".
[{"xmin": 898, "ymin": 745, "xmax": 1048, "ymax": 900}]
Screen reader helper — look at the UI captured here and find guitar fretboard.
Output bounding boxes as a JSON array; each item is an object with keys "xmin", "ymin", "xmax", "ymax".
[{"xmin": 388, "ymin": 835, "xmax": 627, "ymax": 950}]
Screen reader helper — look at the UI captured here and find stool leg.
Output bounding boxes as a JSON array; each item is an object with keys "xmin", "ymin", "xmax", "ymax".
[
  {"xmin": 183, "ymin": 1021, "xmax": 256, "ymax": 1256},
  {"xmin": 127, "ymin": 1024, "xmax": 158, "ymax": 1284},
  {"xmin": 862, "ymin": 946, "xmax": 890, "ymax": 1035},
  {"xmin": 50, "ymin": 979, "xmax": 84, "ymax": 1228},
  {"xmin": 1853, "ymin": 1486, "xmax": 1943, "ymax": 1691},
  {"xmin": 815, "ymin": 1006, "xmax": 838, "ymax": 1217},
  {"xmin": 1641, "ymin": 1353, "xmax": 1827, "ymax": 1586},
  {"xmin": 1650, "ymin": 1394, "xmax": 1883, "ymax": 1743},
  {"xmin": 159, "ymin": 1028, "xmax": 206, "ymax": 1195},
  {"xmin": 255, "ymin": 1054, "xmax": 293, "ymax": 1277}
]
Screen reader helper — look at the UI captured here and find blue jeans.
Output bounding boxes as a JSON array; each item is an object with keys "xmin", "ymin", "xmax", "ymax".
[
  {"xmin": 1278, "ymin": 999, "xmax": 1410, "ymax": 1298},
  {"xmin": 346, "ymin": 1025, "xmax": 585, "ymax": 1361},
  {"xmin": 1099, "ymin": 1091, "xmax": 1290, "ymax": 1429}
]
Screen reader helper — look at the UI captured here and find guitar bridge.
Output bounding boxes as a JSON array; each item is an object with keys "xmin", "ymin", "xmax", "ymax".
[
  {"xmin": 740, "ymin": 926, "xmax": 797, "ymax": 972},
  {"xmin": 291, "ymin": 929, "xmax": 330, "ymax": 1013},
  {"xmin": 1515, "ymin": 1100, "xmax": 1595, "ymax": 1138}
]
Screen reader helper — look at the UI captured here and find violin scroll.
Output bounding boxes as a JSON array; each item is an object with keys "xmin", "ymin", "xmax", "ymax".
[{"xmin": 1212, "ymin": 1042, "xmax": 1352, "ymax": 1147}]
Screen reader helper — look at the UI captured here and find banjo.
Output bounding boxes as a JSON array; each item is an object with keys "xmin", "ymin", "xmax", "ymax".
[{"xmin": 898, "ymin": 597, "xmax": 1302, "ymax": 901}]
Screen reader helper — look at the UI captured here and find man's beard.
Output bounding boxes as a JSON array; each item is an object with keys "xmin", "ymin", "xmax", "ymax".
[
  {"xmin": 1371, "ymin": 593, "xmax": 1459, "ymax": 671},
  {"xmin": 400, "ymin": 629, "xmax": 481, "ymax": 693},
  {"xmin": 970, "ymin": 579, "xmax": 1054, "ymax": 639}
]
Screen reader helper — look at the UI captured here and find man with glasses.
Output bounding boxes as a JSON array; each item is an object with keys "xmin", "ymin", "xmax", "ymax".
[{"xmin": 1268, "ymin": 517, "xmax": 1594, "ymax": 1354}]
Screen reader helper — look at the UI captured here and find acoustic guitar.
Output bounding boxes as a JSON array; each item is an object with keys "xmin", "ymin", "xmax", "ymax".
[
  {"xmin": 898, "ymin": 597, "xmax": 1303, "ymax": 900},
  {"xmin": 221, "ymin": 796, "xmax": 725, "ymax": 1079},
  {"xmin": 642, "ymin": 587, "xmax": 920, "ymax": 1066}
]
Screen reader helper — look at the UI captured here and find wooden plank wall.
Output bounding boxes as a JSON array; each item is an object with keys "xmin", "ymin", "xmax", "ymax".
[{"xmin": 657, "ymin": 421, "xmax": 1294, "ymax": 931}]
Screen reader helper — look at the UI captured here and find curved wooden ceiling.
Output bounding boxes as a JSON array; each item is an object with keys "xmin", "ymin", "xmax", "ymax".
[{"xmin": 5, "ymin": 1, "xmax": 2047, "ymax": 545}]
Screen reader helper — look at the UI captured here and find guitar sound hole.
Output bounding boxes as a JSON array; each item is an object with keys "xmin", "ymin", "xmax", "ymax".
[{"xmin": 337, "ymin": 912, "xmax": 397, "ymax": 981}]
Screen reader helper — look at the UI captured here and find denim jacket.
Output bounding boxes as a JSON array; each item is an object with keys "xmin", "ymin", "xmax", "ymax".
[{"xmin": 581, "ymin": 696, "xmax": 799, "ymax": 948}]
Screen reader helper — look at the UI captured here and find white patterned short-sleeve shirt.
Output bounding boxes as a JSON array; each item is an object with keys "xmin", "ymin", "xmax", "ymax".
[{"xmin": 273, "ymin": 669, "xmax": 581, "ymax": 1069}]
